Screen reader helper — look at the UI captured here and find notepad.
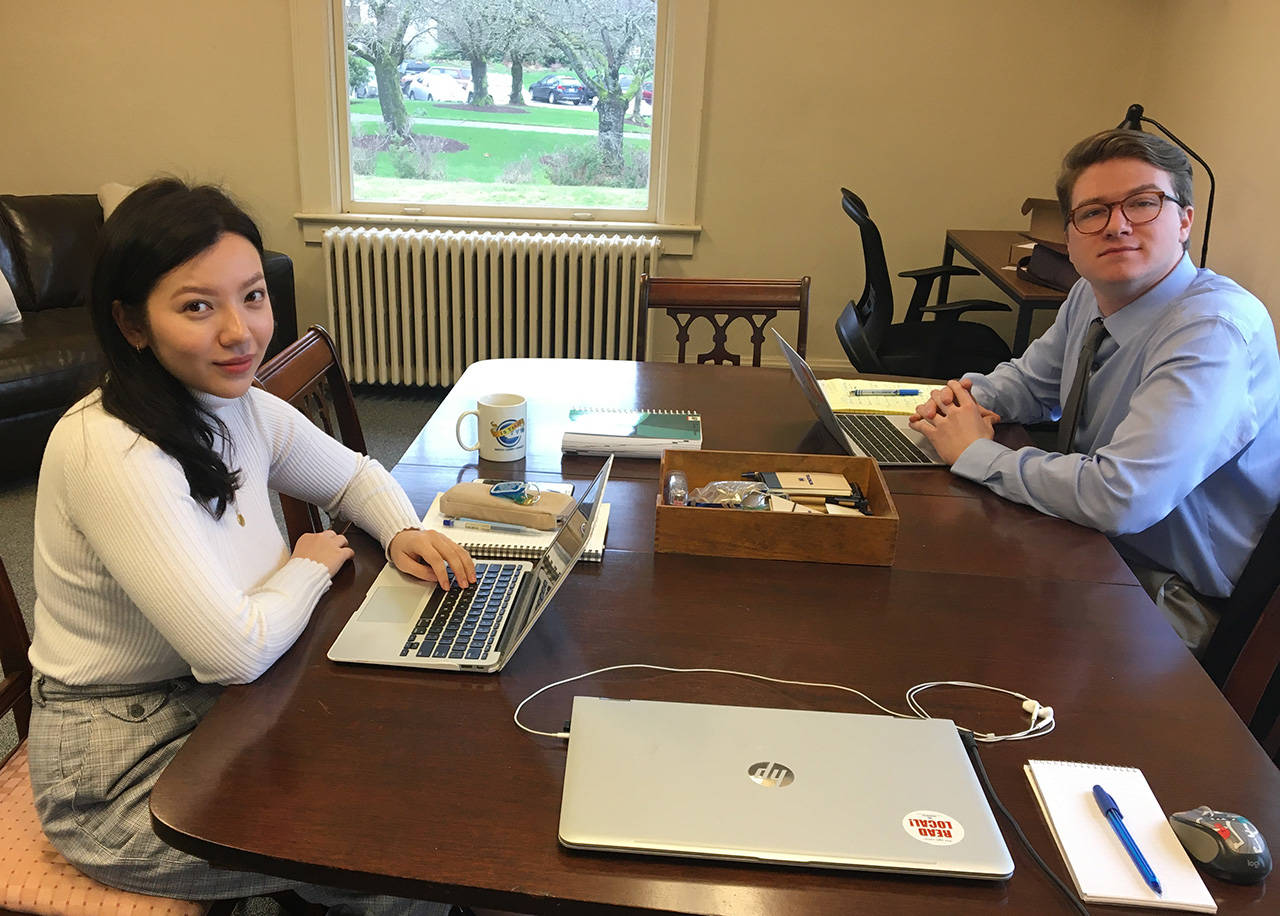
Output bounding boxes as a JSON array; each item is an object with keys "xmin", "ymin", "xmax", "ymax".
[
  {"xmin": 1025, "ymin": 760, "xmax": 1216, "ymax": 913},
  {"xmin": 817, "ymin": 379, "xmax": 924, "ymax": 416},
  {"xmin": 561, "ymin": 408, "xmax": 702, "ymax": 458},
  {"xmin": 423, "ymin": 493, "xmax": 610, "ymax": 561}
]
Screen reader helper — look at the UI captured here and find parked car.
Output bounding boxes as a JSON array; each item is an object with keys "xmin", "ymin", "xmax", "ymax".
[
  {"xmin": 398, "ymin": 60, "xmax": 430, "ymax": 95},
  {"xmin": 530, "ymin": 74, "xmax": 590, "ymax": 105},
  {"xmin": 406, "ymin": 69, "xmax": 471, "ymax": 103},
  {"xmin": 642, "ymin": 79, "xmax": 653, "ymax": 103},
  {"xmin": 350, "ymin": 73, "xmax": 378, "ymax": 99}
]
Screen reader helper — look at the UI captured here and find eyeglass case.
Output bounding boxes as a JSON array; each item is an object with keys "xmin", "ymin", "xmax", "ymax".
[{"xmin": 438, "ymin": 482, "xmax": 574, "ymax": 530}]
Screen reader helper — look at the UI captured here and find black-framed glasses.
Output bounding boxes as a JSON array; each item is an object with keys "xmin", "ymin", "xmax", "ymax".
[{"xmin": 1068, "ymin": 190, "xmax": 1185, "ymax": 235}]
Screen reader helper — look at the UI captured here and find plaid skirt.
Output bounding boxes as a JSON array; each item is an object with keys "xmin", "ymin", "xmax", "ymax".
[{"xmin": 28, "ymin": 671, "xmax": 446, "ymax": 914}]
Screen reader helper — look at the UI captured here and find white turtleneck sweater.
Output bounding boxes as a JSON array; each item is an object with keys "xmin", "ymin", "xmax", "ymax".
[{"xmin": 29, "ymin": 387, "xmax": 421, "ymax": 686}]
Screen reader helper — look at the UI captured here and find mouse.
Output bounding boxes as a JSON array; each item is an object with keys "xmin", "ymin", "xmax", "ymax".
[{"xmin": 1169, "ymin": 806, "xmax": 1272, "ymax": 885}]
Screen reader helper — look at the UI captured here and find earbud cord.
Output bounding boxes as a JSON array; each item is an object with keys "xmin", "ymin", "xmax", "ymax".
[{"xmin": 513, "ymin": 664, "xmax": 1053, "ymax": 743}]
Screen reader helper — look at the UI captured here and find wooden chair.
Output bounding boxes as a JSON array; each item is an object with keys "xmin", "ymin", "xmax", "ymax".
[
  {"xmin": 255, "ymin": 325, "xmax": 367, "ymax": 544},
  {"xmin": 635, "ymin": 276, "xmax": 810, "ymax": 366},
  {"xmin": 1200, "ymin": 502, "xmax": 1280, "ymax": 763},
  {"xmin": 0, "ymin": 557, "xmax": 240, "ymax": 916}
]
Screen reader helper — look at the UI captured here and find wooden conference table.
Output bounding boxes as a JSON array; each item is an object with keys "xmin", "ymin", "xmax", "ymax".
[
  {"xmin": 152, "ymin": 359, "xmax": 1280, "ymax": 915},
  {"xmin": 939, "ymin": 230, "xmax": 1068, "ymax": 355}
]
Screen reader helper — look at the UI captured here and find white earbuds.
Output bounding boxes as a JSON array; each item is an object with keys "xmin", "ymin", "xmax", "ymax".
[
  {"xmin": 905, "ymin": 681, "xmax": 1057, "ymax": 743},
  {"xmin": 1022, "ymin": 699, "xmax": 1055, "ymax": 722}
]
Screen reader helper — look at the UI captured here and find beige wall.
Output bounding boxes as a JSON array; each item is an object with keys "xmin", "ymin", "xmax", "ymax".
[
  {"xmin": 2, "ymin": 1, "xmax": 1275, "ymax": 368},
  {"xmin": 1143, "ymin": 0, "xmax": 1280, "ymax": 316}
]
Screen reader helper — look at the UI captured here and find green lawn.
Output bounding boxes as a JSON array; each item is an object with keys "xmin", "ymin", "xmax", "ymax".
[
  {"xmin": 349, "ymin": 98, "xmax": 649, "ymax": 134},
  {"xmin": 351, "ymin": 120, "xmax": 649, "ymax": 184},
  {"xmin": 351, "ymin": 176, "xmax": 648, "ymax": 209}
]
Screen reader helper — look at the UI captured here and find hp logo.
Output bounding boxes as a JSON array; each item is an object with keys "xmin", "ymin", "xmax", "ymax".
[{"xmin": 747, "ymin": 761, "xmax": 795, "ymax": 788}]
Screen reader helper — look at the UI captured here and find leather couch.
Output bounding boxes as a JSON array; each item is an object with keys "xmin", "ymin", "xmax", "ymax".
[{"xmin": 0, "ymin": 193, "xmax": 297, "ymax": 481}]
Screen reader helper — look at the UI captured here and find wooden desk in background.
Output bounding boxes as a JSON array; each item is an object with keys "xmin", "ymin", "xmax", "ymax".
[
  {"xmin": 939, "ymin": 229, "xmax": 1068, "ymax": 355},
  {"xmin": 151, "ymin": 360, "xmax": 1279, "ymax": 915}
]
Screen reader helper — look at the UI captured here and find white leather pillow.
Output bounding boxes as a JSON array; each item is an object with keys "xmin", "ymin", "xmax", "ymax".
[
  {"xmin": 0, "ymin": 271, "xmax": 20, "ymax": 324},
  {"xmin": 97, "ymin": 182, "xmax": 135, "ymax": 220}
]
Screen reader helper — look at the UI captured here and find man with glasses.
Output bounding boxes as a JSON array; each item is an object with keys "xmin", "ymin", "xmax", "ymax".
[{"xmin": 910, "ymin": 129, "xmax": 1280, "ymax": 654}]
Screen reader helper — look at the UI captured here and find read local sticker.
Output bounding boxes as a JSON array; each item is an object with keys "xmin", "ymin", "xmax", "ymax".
[{"xmin": 903, "ymin": 810, "xmax": 965, "ymax": 846}]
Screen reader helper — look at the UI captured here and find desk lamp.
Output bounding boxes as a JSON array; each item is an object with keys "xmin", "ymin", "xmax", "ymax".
[{"xmin": 1117, "ymin": 103, "xmax": 1215, "ymax": 268}]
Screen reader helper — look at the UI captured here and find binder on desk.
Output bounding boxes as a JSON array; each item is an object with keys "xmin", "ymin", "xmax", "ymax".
[
  {"xmin": 561, "ymin": 408, "xmax": 702, "ymax": 458},
  {"xmin": 1025, "ymin": 760, "xmax": 1216, "ymax": 912}
]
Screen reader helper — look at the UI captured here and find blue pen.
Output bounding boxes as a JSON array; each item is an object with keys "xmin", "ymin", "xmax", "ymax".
[
  {"xmin": 1092, "ymin": 784, "xmax": 1162, "ymax": 894},
  {"xmin": 850, "ymin": 388, "xmax": 921, "ymax": 397},
  {"xmin": 442, "ymin": 516, "xmax": 536, "ymax": 534}
]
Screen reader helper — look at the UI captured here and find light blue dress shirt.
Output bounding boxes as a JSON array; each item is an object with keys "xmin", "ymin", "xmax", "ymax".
[{"xmin": 953, "ymin": 253, "xmax": 1280, "ymax": 600}]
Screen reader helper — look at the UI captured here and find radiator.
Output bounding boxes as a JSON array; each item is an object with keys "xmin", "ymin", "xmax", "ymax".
[{"xmin": 323, "ymin": 228, "xmax": 662, "ymax": 386}]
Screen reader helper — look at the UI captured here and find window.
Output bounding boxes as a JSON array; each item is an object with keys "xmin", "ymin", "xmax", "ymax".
[{"xmin": 291, "ymin": 0, "xmax": 706, "ymax": 250}]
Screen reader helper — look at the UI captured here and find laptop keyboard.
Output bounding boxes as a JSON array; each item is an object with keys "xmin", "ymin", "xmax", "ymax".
[
  {"xmin": 837, "ymin": 413, "xmax": 933, "ymax": 465},
  {"xmin": 401, "ymin": 562, "xmax": 521, "ymax": 661}
]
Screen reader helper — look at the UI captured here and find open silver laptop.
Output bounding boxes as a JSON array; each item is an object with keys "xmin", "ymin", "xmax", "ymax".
[
  {"xmin": 559, "ymin": 697, "xmax": 1013, "ymax": 879},
  {"xmin": 772, "ymin": 328, "xmax": 944, "ymax": 466},
  {"xmin": 328, "ymin": 456, "xmax": 611, "ymax": 673}
]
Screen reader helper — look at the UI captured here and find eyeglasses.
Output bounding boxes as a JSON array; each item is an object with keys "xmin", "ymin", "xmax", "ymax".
[{"xmin": 1068, "ymin": 190, "xmax": 1185, "ymax": 235}]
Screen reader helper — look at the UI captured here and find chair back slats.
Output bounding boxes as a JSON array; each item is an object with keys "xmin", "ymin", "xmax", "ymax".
[
  {"xmin": 1202, "ymin": 502, "xmax": 1280, "ymax": 685},
  {"xmin": 636, "ymin": 276, "xmax": 810, "ymax": 367},
  {"xmin": 255, "ymin": 326, "xmax": 367, "ymax": 543},
  {"xmin": 0, "ymin": 557, "xmax": 33, "ymax": 745}
]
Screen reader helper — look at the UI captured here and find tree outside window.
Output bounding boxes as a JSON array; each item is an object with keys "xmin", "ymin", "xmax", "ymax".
[{"xmin": 343, "ymin": 0, "xmax": 657, "ymax": 212}]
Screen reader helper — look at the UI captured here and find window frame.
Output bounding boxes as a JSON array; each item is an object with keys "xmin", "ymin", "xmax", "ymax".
[{"xmin": 289, "ymin": 0, "xmax": 705, "ymax": 254}]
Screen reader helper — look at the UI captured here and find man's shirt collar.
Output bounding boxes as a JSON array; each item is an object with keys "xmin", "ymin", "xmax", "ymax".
[{"xmin": 1099, "ymin": 253, "xmax": 1196, "ymax": 347}]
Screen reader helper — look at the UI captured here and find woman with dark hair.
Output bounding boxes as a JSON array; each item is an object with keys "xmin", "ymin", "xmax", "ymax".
[{"xmin": 26, "ymin": 178, "xmax": 470, "ymax": 914}]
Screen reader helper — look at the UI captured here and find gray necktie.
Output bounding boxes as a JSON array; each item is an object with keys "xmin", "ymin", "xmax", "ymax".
[{"xmin": 1057, "ymin": 317, "xmax": 1109, "ymax": 454}]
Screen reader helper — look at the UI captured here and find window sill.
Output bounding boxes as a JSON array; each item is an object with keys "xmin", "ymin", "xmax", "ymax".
[{"xmin": 295, "ymin": 212, "xmax": 700, "ymax": 255}]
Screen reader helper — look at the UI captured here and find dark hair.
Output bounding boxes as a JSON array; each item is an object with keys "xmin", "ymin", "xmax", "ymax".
[
  {"xmin": 89, "ymin": 178, "xmax": 265, "ymax": 519},
  {"xmin": 1054, "ymin": 129, "xmax": 1194, "ymax": 224}
]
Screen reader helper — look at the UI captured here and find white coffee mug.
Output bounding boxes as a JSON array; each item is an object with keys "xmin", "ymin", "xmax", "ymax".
[{"xmin": 456, "ymin": 393, "xmax": 527, "ymax": 462}]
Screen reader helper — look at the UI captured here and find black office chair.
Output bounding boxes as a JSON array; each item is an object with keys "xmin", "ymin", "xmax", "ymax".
[{"xmin": 835, "ymin": 187, "xmax": 1013, "ymax": 379}]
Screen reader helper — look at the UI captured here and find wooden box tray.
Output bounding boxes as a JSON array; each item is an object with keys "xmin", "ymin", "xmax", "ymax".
[{"xmin": 654, "ymin": 450, "xmax": 899, "ymax": 566}]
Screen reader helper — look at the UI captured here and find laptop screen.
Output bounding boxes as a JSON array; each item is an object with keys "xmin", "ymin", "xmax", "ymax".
[
  {"xmin": 771, "ymin": 327, "xmax": 852, "ymax": 450},
  {"xmin": 501, "ymin": 455, "xmax": 612, "ymax": 654}
]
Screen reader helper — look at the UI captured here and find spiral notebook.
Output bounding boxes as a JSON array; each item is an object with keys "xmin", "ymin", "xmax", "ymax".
[
  {"xmin": 1024, "ymin": 760, "xmax": 1216, "ymax": 912},
  {"xmin": 561, "ymin": 408, "xmax": 702, "ymax": 458},
  {"xmin": 422, "ymin": 493, "xmax": 610, "ymax": 561}
]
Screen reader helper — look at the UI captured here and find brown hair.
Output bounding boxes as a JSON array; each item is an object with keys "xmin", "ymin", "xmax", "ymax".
[{"xmin": 1055, "ymin": 129, "xmax": 1193, "ymax": 223}]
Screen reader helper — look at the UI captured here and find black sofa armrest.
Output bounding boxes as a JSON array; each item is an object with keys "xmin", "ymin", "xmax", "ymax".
[{"xmin": 261, "ymin": 249, "xmax": 297, "ymax": 360}]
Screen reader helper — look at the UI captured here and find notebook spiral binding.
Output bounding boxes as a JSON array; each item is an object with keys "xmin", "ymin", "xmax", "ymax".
[
  {"xmin": 569, "ymin": 407, "xmax": 697, "ymax": 414},
  {"xmin": 464, "ymin": 543, "xmax": 604, "ymax": 561}
]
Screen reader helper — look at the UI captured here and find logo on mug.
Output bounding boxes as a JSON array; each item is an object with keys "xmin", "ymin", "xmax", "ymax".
[{"xmin": 490, "ymin": 417, "xmax": 525, "ymax": 448}]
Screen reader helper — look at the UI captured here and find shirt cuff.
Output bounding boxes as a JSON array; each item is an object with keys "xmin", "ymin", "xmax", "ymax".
[{"xmin": 950, "ymin": 437, "xmax": 1010, "ymax": 483}]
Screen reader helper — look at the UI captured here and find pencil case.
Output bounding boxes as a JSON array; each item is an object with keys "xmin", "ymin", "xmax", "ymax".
[{"xmin": 438, "ymin": 482, "xmax": 574, "ymax": 530}]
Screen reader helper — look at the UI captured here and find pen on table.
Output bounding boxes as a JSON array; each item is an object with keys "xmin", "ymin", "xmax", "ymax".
[
  {"xmin": 1092, "ymin": 784, "xmax": 1162, "ymax": 895},
  {"xmin": 850, "ymin": 388, "xmax": 921, "ymax": 397},
  {"xmin": 442, "ymin": 517, "xmax": 537, "ymax": 534}
]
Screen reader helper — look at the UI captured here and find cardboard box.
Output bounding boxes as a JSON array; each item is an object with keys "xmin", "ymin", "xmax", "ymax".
[
  {"xmin": 654, "ymin": 450, "xmax": 899, "ymax": 566},
  {"xmin": 1021, "ymin": 197, "xmax": 1066, "ymax": 245}
]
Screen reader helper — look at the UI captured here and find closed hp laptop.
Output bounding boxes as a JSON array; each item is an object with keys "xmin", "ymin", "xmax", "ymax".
[
  {"xmin": 328, "ymin": 457, "xmax": 611, "ymax": 673},
  {"xmin": 559, "ymin": 697, "xmax": 1013, "ymax": 879},
  {"xmin": 772, "ymin": 328, "xmax": 944, "ymax": 466}
]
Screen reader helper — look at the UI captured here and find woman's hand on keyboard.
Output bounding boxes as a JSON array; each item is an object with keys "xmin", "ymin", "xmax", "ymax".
[{"xmin": 390, "ymin": 529, "xmax": 476, "ymax": 589}]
